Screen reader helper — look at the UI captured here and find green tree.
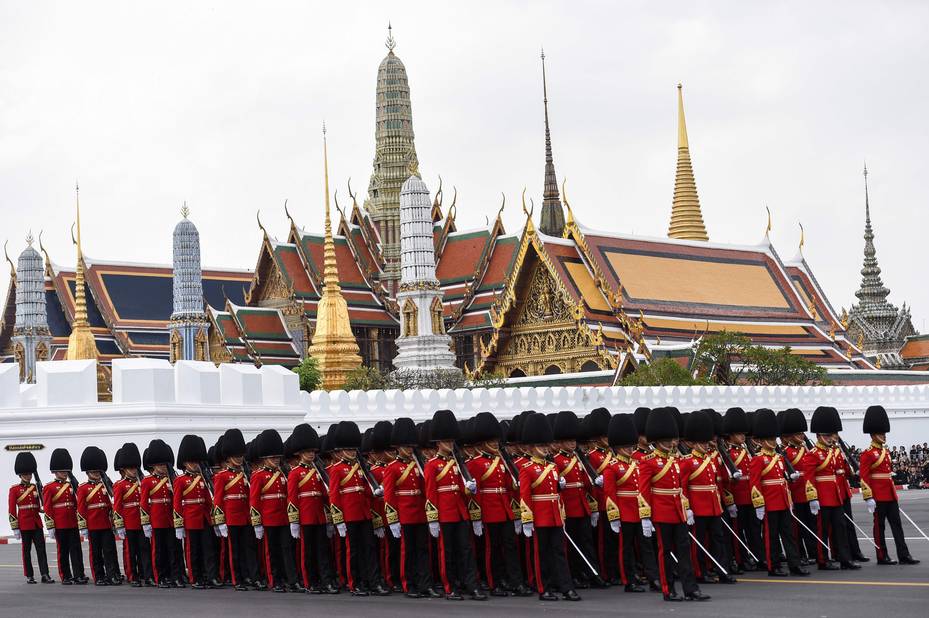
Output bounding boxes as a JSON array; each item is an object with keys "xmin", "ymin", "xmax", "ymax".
[
  {"xmin": 741, "ymin": 345, "xmax": 830, "ymax": 386},
  {"xmin": 693, "ymin": 331, "xmax": 752, "ymax": 385},
  {"xmin": 293, "ymin": 356, "xmax": 322, "ymax": 392},
  {"xmin": 619, "ymin": 357, "xmax": 709, "ymax": 387},
  {"xmin": 468, "ymin": 370, "xmax": 510, "ymax": 389},
  {"xmin": 341, "ymin": 365, "xmax": 389, "ymax": 391}
]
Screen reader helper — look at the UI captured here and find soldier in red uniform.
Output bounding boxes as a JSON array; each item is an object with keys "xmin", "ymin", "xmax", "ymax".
[
  {"xmin": 9, "ymin": 452, "xmax": 52, "ymax": 584},
  {"xmin": 604, "ymin": 414, "xmax": 656, "ymax": 592},
  {"xmin": 286, "ymin": 423, "xmax": 339, "ymax": 594},
  {"xmin": 173, "ymin": 434, "xmax": 218, "ymax": 588},
  {"xmin": 551, "ymin": 411, "xmax": 604, "ymax": 589},
  {"xmin": 112, "ymin": 443, "xmax": 153, "ymax": 586},
  {"xmin": 778, "ymin": 409, "xmax": 820, "ymax": 564},
  {"xmin": 367, "ymin": 421, "xmax": 398, "ymax": 590},
  {"xmin": 250, "ymin": 429, "xmax": 300, "ymax": 592},
  {"xmin": 383, "ymin": 417, "xmax": 442, "ymax": 598},
  {"xmin": 581, "ymin": 408, "xmax": 615, "ymax": 584},
  {"xmin": 141, "ymin": 439, "xmax": 182, "ymax": 587},
  {"xmin": 860, "ymin": 405, "xmax": 919, "ymax": 565},
  {"xmin": 680, "ymin": 411, "xmax": 737, "ymax": 584},
  {"xmin": 43, "ymin": 448, "xmax": 86, "ymax": 585},
  {"xmin": 517, "ymin": 412, "xmax": 580, "ymax": 602},
  {"xmin": 76, "ymin": 446, "xmax": 120, "ymax": 585},
  {"xmin": 327, "ymin": 421, "xmax": 390, "ymax": 596},
  {"xmin": 213, "ymin": 428, "xmax": 259, "ymax": 590},
  {"xmin": 638, "ymin": 407, "xmax": 710, "ymax": 602},
  {"xmin": 424, "ymin": 409, "xmax": 486, "ymax": 601},
  {"xmin": 721, "ymin": 407, "xmax": 763, "ymax": 571},
  {"xmin": 749, "ymin": 409, "xmax": 809, "ymax": 577},
  {"xmin": 804, "ymin": 407, "xmax": 859, "ymax": 570}
]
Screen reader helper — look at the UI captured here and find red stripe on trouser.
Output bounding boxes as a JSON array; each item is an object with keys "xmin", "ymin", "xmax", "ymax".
[
  {"xmin": 399, "ymin": 532, "xmax": 408, "ymax": 592},
  {"xmin": 344, "ymin": 534, "xmax": 354, "ymax": 590},
  {"xmin": 301, "ymin": 534, "xmax": 309, "ymax": 588},
  {"xmin": 263, "ymin": 536, "xmax": 274, "ymax": 587},
  {"xmin": 763, "ymin": 517, "xmax": 772, "ymax": 570},
  {"xmin": 150, "ymin": 532, "xmax": 158, "ymax": 583},
  {"xmin": 185, "ymin": 535, "xmax": 193, "ymax": 583},
  {"xmin": 87, "ymin": 535, "xmax": 97, "ymax": 582},
  {"xmin": 438, "ymin": 532, "xmax": 450, "ymax": 594},
  {"xmin": 381, "ymin": 537, "xmax": 391, "ymax": 586},
  {"xmin": 873, "ymin": 513, "xmax": 885, "ymax": 561},
  {"xmin": 656, "ymin": 527, "xmax": 669, "ymax": 596},
  {"xmin": 816, "ymin": 515, "xmax": 826, "ymax": 563},
  {"xmin": 122, "ymin": 538, "xmax": 131, "ymax": 581},
  {"xmin": 483, "ymin": 525, "xmax": 494, "ymax": 589},
  {"xmin": 56, "ymin": 532, "xmax": 64, "ymax": 581},
  {"xmin": 617, "ymin": 527, "xmax": 627, "ymax": 584},
  {"xmin": 227, "ymin": 537, "xmax": 237, "ymax": 585},
  {"xmin": 532, "ymin": 531, "xmax": 544, "ymax": 593}
]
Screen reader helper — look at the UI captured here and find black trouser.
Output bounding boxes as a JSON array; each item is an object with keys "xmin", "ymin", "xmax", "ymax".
[
  {"xmin": 87, "ymin": 529, "xmax": 119, "ymax": 582},
  {"xmin": 655, "ymin": 522, "xmax": 698, "ymax": 596},
  {"xmin": 400, "ymin": 523, "xmax": 433, "ymax": 593},
  {"xmin": 874, "ymin": 500, "xmax": 912, "ymax": 561},
  {"xmin": 263, "ymin": 525, "xmax": 296, "ymax": 587},
  {"xmin": 226, "ymin": 524, "xmax": 258, "ymax": 585},
  {"xmin": 763, "ymin": 510, "xmax": 801, "ymax": 571},
  {"xmin": 842, "ymin": 498, "xmax": 864, "ymax": 557},
  {"xmin": 692, "ymin": 515, "xmax": 730, "ymax": 578},
  {"xmin": 792, "ymin": 502, "xmax": 818, "ymax": 560},
  {"xmin": 633, "ymin": 524, "xmax": 660, "ymax": 583},
  {"xmin": 123, "ymin": 529, "xmax": 152, "ymax": 581},
  {"xmin": 817, "ymin": 506, "xmax": 851, "ymax": 564},
  {"xmin": 564, "ymin": 516, "xmax": 598, "ymax": 582},
  {"xmin": 173, "ymin": 536, "xmax": 187, "ymax": 582},
  {"xmin": 300, "ymin": 523, "xmax": 336, "ymax": 588},
  {"xmin": 532, "ymin": 526, "xmax": 573, "ymax": 594},
  {"xmin": 439, "ymin": 520, "xmax": 479, "ymax": 594},
  {"xmin": 736, "ymin": 504, "xmax": 764, "ymax": 566},
  {"xmin": 19, "ymin": 529, "xmax": 49, "ymax": 578},
  {"xmin": 387, "ymin": 533, "xmax": 401, "ymax": 587},
  {"xmin": 152, "ymin": 527, "xmax": 182, "ymax": 583},
  {"xmin": 54, "ymin": 528, "xmax": 85, "ymax": 581},
  {"xmin": 484, "ymin": 521, "xmax": 523, "ymax": 589},
  {"xmin": 184, "ymin": 528, "xmax": 217, "ymax": 584},
  {"xmin": 345, "ymin": 520, "xmax": 381, "ymax": 590}
]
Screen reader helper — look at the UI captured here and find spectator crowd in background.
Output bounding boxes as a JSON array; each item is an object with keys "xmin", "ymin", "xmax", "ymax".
[{"xmin": 890, "ymin": 443, "xmax": 929, "ymax": 488}]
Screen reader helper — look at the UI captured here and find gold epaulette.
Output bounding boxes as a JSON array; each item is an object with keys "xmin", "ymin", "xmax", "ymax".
[
  {"xmin": 385, "ymin": 503, "xmax": 399, "ymax": 526},
  {"xmin": 425, "ymin": 500, "xmax": 439, "ymax": 523},
  {"xmin": 637, "ymin": 494, "xmax": 651, "ymax": 520},
  {"xmin": 250, "ymin": 506, "xmax": 262, "ymax": 527},
  {"xmin": 751, "ymin": 486, "xmax": 765, "ymax": 509},
  {"xmin": 643, "ymin": 453, "xmax": 656, "ymax": 461},
  {"xmin": 173, "ymin": 510, "xmax": 184, "ymax": 529},
  {"xmin": 328, "ymin": 504, "xmax": 343, "ymax": 525},
  {"xmin": 287, "ymin": 502, "xmax": 299, "ymax": 524}
]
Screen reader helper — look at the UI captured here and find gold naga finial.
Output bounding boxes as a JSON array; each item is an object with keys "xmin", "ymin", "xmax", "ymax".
[
  {"xmin": 875, "ymin": 355, "xmax": 882, "ymax": 369},
  {"xmin": 829, "ymin": 322, "xmax": 836, "ymax": 339},
  {"xmin": 798, "ymin": 222, "xmax": 805, "ymax": 253},
  {"xmin": 256, "ymin": 210, "xmax": 268, "ymax": 238},
  {"xmin": 181, "ymin": 201, "xmax": 190, "ymax": 219},
  {"xmin": 561, "ymin": 178, "xmax": 576, "ymax": 231},
  {"xmin": 283, "ymin": 198, "xmax": 295, "ymax": 227},
  {"xmin": 857, "ymin": 333, "xmax": 864, "ymax": 349},
  {"xmin": 764, "ymin": 205, "xmax": 772, "ymax": 239},
  {"xmin": 385, "ymin": 22, "xmax": 396, "ymax": 52},
  {"xmin": 3, "ymin": 240, "xmax": 14, "ymax": 279},
  {"xmin": 433, "ymin": 175, "xmax": 443, "ymax": 210},
  {"xmin": 840, "ymin": 308, "xmax": 849, "ymax": 329}
]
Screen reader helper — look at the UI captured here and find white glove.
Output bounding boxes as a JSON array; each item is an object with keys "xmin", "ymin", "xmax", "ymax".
[
  {"xmin": 755, "ymin": 507, "xmax": 765, "ymax": 521},
  {"xmin": 866, "ymin": 498, "xmax": 876, "ymax": 514},
  {"xmin": 732, "ymin": 470, "xmax": 743, "ymax": 480},
  {"xmin": 522, "ymin": 522, "xmax": 534, "ymax": 538},
  {"xmin": 810, "ymin": 500, "xmax": 820, "ymax": 516},
  {"xmin": 390, "ymin": 523, "xmax": 401, "ymax": 539},
  {"xmin": 290, "ymin": 523, "xmax": 301, "ymax": 539},
  {"xmin": 686, "ymin": 509, "xmax": 695, "ymax": 526},
  {"xmin": 789, "ymin": 471, "xmax": 800, "ymax": 481},
  {"xmin": 641, "ymin": 518, "xmax": 654, "ymax": 538},
  {"xmin": 116, "ymin": 527, "xmax": 126, "ymax": 540},
  {"xmin": 610, "ymin": 520, "xmax": 620, "ymax": 534},
  {"xmin": 46, "ymin": 528, "xmax": 55, "ymax": 541},
  {"xmin": 143, "ymin": 524, "xmax": 152, "ymax": 538},
  {"xmin": 213, "ymin": 526, "xmax": 221, "ymax": 537},
  {"xmin": 558, "ymin": 476, "xmax": 567, "ymax": 489},
  {"xmin": 429, "ymin": 522, "xmax": 440, "ymax": 538},
  {"xmin": 254, "ymin": 525, "xmax": 264, "ymax": 540},
  {"xmin": 336, "ymin": 523, "xmax": 346, "ymax": 538},
  {"xmin": 374, "ymin": 526, "xmax": 385, "ymax": 539},
  {"xmin": 175, "ymin": 527, "xmax": 185, "ymax": 540},
  {"xmin": 465, "ymin": 479, "xmax": 477, "ymax": 494},
  {"xmin": 514, "ymin": 519, "xmax": 522, "ymax": 535},
  {"xmin": 326, "ymin": 523, "xmax": 334, "ymax": 538},
  {"xmin": 595, "ymin": 475, "xmax": 604, "ymax": 487},
  {"xmin": 373, "ymin": 487, "xmax": 384, "ymax": 498},
  {"xmin": 13, "ymin": 529, "xmax": 21, "ymax": 541},
  {"xmin": 218, "ymin": 524, "xmax": 228, "ymax": 538},
  {"xmin": 80, "ymin": 529, "xmax": 88, "ymax": 541},
  {"xmin": 727, "ymin": 504, "xmax": 738, "ymax": 518},
  {"xmin": 590, "ymin": 512, "xmax": 599, "ymax": 528},
  {"xmin": 472, "ymin": 520, "xmax": 483, "ymax": 536}
]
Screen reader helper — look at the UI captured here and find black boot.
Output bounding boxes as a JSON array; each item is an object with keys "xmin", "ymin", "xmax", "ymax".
[
  {"xmin": 563, "ymin": 589, "xmax": 581, "ymax": 601},
  {"xmin": 685, "ymin": 590, "xmax": 711, "ymax": 601},
  {"xmin": 41, "ymin": 574, "xmax": 55, "ymax": 584}
]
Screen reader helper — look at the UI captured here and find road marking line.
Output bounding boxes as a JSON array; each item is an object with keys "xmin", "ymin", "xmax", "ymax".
[{"xmin": 740, "ymin": 577, "xmax": 929, "ymax": 588}]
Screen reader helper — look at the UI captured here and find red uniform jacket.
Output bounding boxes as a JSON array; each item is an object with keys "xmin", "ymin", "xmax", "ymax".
[
  {"xmin": 603, "ymin": 454, "xmax": 643, "ymax": 523},
  {"xmin": 250, "ymin": 468, "xmax": 288, "ymax": 528},
  {"xmin": 424, "ymin": 454, "xmax": 469, "ymax": 523},
  {"xmin": 327, "ymin": 460, "xmax": 371, "ymax": 525},
  {"xmin": 586, "ymin": 447, "xmax": 612, "ymax": 512},
  {"xmin": 749, "ymin": 449, "xmax": 790, "ymax": 512},
  {"xmin": 519, "ymin": 457, "xmax": 563, "ymax": 528},
  {"xmin": 383, "ymin": 458, "xmax": 427, "ymax": 525},
  {"xmin": 859, "ymin": 443, "xmax": 897, "ymax": 502},
  {"xmin": 112, "ymin": 478, "xmax": 142, "ymax": 530},
  {"xmin": 554, "ymin": 451, "xmax": 594, "ymax": 518},
  {"xmin": 8, "ymin": 483, "xmax": 42, "ymax": 531},
  {"xmin": 140, "ymin": 474, "xmax": 174, "ymax": 529},
  {"xmin": 726, "ymin": 444, "xmax": 753, "ymax": 506},
  {"xmin": 784, "ymin": 445, "xmax": 816, "ymax": 504},
  {"xmin": 803, "ymin": 444, "xmax": 845, "ymax": 508},
  {"xmin": 173, "ymin": 473, "xmax": 212, "ymax": 530},
  {"xmin": 632, "ymin": 447, "xmax": 651, "ymax": 464},
  {"xmin": 680, "ymin": 450, "xmax": 723, "ymax": 517},
  {"xmin": 637, "ymin": 449, "xmax": 689, "ymax": 524},
  {"xmin": 77, "ymin": 481, "xmax": 112, "ymax": 531},
  {"xmin": 468, "ymin": 454, "xmax": 516, "ymax": 523},
  {"xmin": 213, "ymin": 468, "xmax": 250, "ymax": 527},
  {"xmin": 42, "ymin": 479, "xmax": 77, "ymax": 530},
  {"xmin": 287, "ymin": 464, "xmax": 329, "ymax": 526}
]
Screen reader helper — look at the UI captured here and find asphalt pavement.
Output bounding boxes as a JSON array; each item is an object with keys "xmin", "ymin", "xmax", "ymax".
[{"xmin": 2, "ymin": 492, "xmax": 927, "ymax": 617}]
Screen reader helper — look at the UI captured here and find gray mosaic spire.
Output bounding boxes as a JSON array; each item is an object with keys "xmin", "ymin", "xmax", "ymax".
[
  {"xmin": 12, "ymin": 232, "xmax": 51, "ymax": 382},
  {"xmin": 169, "ymin": 205, "xmax": 209, "ymax": 362}
]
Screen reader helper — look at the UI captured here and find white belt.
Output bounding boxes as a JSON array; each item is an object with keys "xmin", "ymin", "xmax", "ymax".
[
  {"xmin": 479, "ymin": 488, "xmax": 507, "ymax": 494},
  {"xmin": 298, "ymin": 491, "xmax": 323, "ymax": 498},
  {"xmin": 397, "ymin": 490, "xmax": 422, "ymax": 496},
  {"xmin": 438, "ymin": 485, "xmax": 460, "ymax": 493},
  {"xmin": 262, "ymin": 493, "xmax": 285, "ymax": 500}
]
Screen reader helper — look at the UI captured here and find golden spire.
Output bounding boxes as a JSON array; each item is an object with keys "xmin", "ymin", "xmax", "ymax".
[
  {"xmin": 309, "ymin": 125, "xmax": 361, "ymax": 389},
  {"xmin": 668, "ymin": 84, "xmax": 709, "ymax": 241},
  {"xmin": 66, "ymin": 181, "xmax": 98, "ymax": 361}
]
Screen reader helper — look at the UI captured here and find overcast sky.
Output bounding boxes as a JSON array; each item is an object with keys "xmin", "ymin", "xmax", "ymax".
[{"xmin": 1, "ymin": 1, "xmax": 927, "ymax": 331}]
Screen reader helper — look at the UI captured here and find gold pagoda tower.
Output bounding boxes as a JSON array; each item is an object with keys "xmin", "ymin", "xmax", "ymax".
[
  {"xmin": 309, "ymin": 128, "xmax": 362, "ymax": 389},
  {"xmin": 668, "ymin": 84, "xmax": 709, "ymax": 241}
]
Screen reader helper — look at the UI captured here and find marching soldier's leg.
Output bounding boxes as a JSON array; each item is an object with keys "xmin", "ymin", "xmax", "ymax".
[
  {"xmin": 21, "ymin": 529, "xmax": 35, "ymax": 580},
  {"xmin": 654, "ymin": 523, "xmax": 677, "ymax": 597},
  {"xmin": 672, "ymin": 524, "xmax": 702, "ymax": 598},
  {"xmin": 843, "ymin": 499, "xmax": 865, "ymax": 560},
  {"xmin": 101, "ymin": 530, "xmax": 120, "ymax": 582},
  {"xmin": 874, "ymin": 501, "xmax": 889, "ymax": 562},
  {"xmin": 32, "ymin": 530, "xmax": 50, "ymax": 579},
  {"xmin": 885, "ymin": 501, "xmax": 916, "ymax": 563},
  {"xmin": 68, "ymin": 528, "xmax": 86, "ymax": 581}
]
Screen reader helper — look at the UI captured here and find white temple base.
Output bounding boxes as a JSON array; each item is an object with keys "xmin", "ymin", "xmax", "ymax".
[{"xmin": 393, "ymin": 333, "xmax": 457, "ymax": 371}]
